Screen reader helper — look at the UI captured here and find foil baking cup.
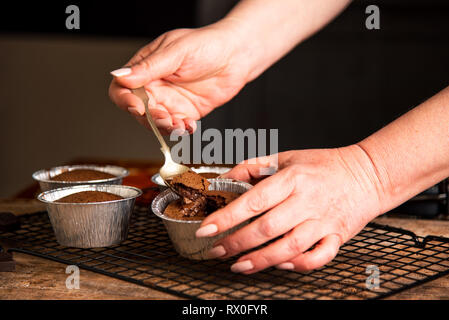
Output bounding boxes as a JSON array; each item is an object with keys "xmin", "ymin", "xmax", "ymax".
[
  {"xmin": 38, "ymin": 184, "xmax": 142, "ymax": 248},
  {"xmin": 151, "ymin": 179, "xmax": 253, "ymax": 260},
  {"xmin": 151, "ymin": 166, "xmax": 231, "ymax": 190},
  {"xmin": 32, "ymin": 164, "xmax": 129, "ymax": 192}
]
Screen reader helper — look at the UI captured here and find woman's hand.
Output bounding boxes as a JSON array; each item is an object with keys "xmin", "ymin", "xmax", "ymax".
[
  {"xmin": 108, "ymin": 0, "xmax": 352, "ymax": 134},
  {"xmin": 197, "ymin": 145, "xmax": 386, "ymax": 273},
  {"xmin": 109, "ymin": 19, "xmax": 252, "ymax": 134}
]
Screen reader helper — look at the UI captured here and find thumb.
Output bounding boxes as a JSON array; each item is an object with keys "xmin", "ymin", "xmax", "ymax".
[{"xmin": 111, "ymin": 46, "xmax": 183, "ymax": 88}]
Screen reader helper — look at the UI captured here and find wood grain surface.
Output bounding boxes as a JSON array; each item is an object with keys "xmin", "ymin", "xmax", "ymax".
[{"xmin": 1, "ymin": 200, "xmax": 449, "ymax": 300}]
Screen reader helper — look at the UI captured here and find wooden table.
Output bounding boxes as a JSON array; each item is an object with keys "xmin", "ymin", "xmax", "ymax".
[
  {"xmin": 1, "ymin": 199, "xmax": 449, "ymax": 300},
  {"xmin": 1, "ymin": 159, "xmax": 448, "ymax": 300}
]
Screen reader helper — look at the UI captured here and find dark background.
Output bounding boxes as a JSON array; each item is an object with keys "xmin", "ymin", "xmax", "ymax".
[{"xmin": 1, "ymin": 0, "xmax": 448, "ymax": 196}]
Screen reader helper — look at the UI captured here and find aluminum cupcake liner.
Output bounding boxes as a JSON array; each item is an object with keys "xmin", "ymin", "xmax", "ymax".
[
  {"xmin": 151, "ymin": 179, "xmax": 252, "ymax": 260},
  {"xmin": 38, "ymin": 184, "xmax": 142, "ymax": 248},
  {"xmin": 32, "ymin": 164, "xmax": 129, "ymax": 192},
  {"xmin": 151, "ymin": 166, "xmax": 231, "ymax": 191}
]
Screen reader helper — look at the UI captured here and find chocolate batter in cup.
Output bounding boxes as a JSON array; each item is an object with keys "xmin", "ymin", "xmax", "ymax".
[{"xmin": 152, "ymin": 178, "xmax": 252, "ymax": 260}]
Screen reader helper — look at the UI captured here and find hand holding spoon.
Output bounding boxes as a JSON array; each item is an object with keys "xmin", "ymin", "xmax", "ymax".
[{"xmin": 131, "ymin": 87, "xmax": 191, "ymax": 188}]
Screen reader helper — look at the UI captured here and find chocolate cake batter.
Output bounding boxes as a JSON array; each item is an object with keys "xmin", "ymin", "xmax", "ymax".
[
  {"xmin": 164, "ymin": 171, "xmax": 239, "ymax": 220},
  {"xmin": 198, "ymin": 172, "xmax": 220, "ymax": 179},
  {"xmin": 51, "ymin": 169, "xmax": 116, "ymax": 182},
  {"xmin": 56, "ymin": 191, "xmax": 123, "ymax": 203}
]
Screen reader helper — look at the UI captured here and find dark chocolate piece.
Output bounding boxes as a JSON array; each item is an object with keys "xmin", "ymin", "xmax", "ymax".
[
  {"xmin": 179, "ymin": 197, "xmax": 207, "ymax": 217},
  {"xmin": 164, "ymin": 171, "xmax": 240, "ymax": 219},
  {"xmin": 0, "ymin": 212, "xmax": 20, "ymax": 232},
  {"xmin": 0, "ymin": 260, "xmax": 15, "ymax": 272},
  {"xmin": 172, "ymin": 184, "xmax": 204, "ymax": 201},
  {"xmin": 0, "ymin": 246, "xmax": 15, "ymax": 272},
  {"xmin": 0, "ymin": 250, "xmax": 13, "ymax": 261},
  {"xmin": 170, "ymin": 171, "xmax": 210, "ymax": 193}
]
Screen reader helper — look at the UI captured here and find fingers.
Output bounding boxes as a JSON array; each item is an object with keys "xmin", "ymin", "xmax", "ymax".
[
  {"xmin": 110, "ymin": 80, "xmax": 197, "ymax": 134},
  {"xmin": 111, "ymin": 46, "xmax": 183, "ymax": 89},
  {"xmin": 212, "ymin": 196, "xmax": 310, "ymax": 259},
  {"xmin": 132, "ymin": 114, "xmax": 171, "ymax": 136},
  {"xmin": 126, "ymin": 35, "xmax": 166, "ymax": 67},
  {"xmin": 196, "ymin": 168, "xmax": 295, "ymax": 237},
  {"xmin": 109, "ymin": 80, "xmax": 144, "ymax": 114},
  {"xmin": 230, "ymin": 219, "xmax": 333, "ymax": 274},
  {"xmin": 220, "ymin": 154, "xmax": 280, "ymax": 181},
  {"xmin": 276, "ymin": 234, "xmax": 341, "ymax": 272},
  {"xmin": 184, "ymin": 118, "xmax": 197, "ymax": 134},
  {"xmin": 171, "ymin": 116, "xmax": 186, "ymax": 134}
]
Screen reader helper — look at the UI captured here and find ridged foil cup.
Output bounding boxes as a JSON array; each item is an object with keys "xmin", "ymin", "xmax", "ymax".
[
  {"xmin": 151, "ymin": 166, "xmax": 231, "ymax": 191},
  {"xmin": 32, "ymin": 165, "xmax": 129, "ymax": 192},
  {"xmin": 151, "ymin": 179, "xmax": 252, "ymax": 260},
  {"xmin": 38, "ymin": 184, "xmax": 142, "ymax": 248}
]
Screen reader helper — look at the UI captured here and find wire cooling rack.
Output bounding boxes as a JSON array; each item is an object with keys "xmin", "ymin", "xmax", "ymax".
[{"xmin": 2, "ymin": 207, "xmax": 449, "ymax": 300}]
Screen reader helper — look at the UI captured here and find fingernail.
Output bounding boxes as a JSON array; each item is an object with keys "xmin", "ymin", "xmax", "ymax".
[
  {"xmin": 172, "ymin": 113, "xmax": 187, "ymax": 119},
  {"xmin": 127, "ymin": 107, "xmax": 142, "ymax": 116},
  {"xmin": 276, "ymin": 262, "xmax": 295, "ymax": 270},
  {"xmin": 207, "ymin": 245, "xmax": 226, "ymax": 258},
  {"xmin": 196, "ymin": 224, "xmax": 218, "ymax": 238},
  {"xmin": 110, "ymin": 67, "xmax": 132, "ymax": 77},
  {"xmin": 155, "ymin": 117, "xmax": 172, "ymax": 129},
  {"xmin": 172, "ymin": 127, "xmax": 186, "ymax": 136},
  {"xmin": 231, "ymin": 260, "xmax": 254, "ymax": 273},
  {"xmin": 186, "ymin": 119, "xmax": 197, "ymax": 132}
]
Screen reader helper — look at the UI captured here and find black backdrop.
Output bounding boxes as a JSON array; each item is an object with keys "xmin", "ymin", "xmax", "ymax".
[
  {"xmin": 0, "ymin": 1, "xmax": 195, "ymax": 38},
  {"xmin": 1, "ymin": 0, "xmax": 448, "ymax": 154}
]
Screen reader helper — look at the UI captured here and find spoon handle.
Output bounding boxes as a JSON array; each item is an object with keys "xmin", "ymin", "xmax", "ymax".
[{"xmin": 131, "ymin": 87, "xmax": 171, "ymax": 154}]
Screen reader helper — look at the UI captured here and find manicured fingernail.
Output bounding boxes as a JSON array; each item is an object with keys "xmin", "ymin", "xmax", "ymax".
[
  {"xmin": 276, "ymin": 262, "xmax": 295, "ymax": 270},
  {"xmin": 155, "ymin": 117, "xmax": 172, "ymax": 128},
  {"xmin": 172, "ymin": 113, "xmax": 187, "ymax": 119},
  {"xmin": 172, "ymin": 127, "xmax": 186, "ymax": 136},
  {"xmin": 196, "ymin": 224, "xmax": 218, "ymax": 237},
  {"xmin": 186, "ymin": 119, "xmax": 197, "ymax": 132},
  {"xmin": 110, "ymin": 67, "xmax": 132, "ymax": 77},
  {"xmin": 231, "ymin": 260, "xmax": 254, "ymax": 273},
  {"xmin": 207, "ymin": 245, "xmax": 226, "ymax": 258},
  {"xmin": 127, "ymin": 107, "xmax": 142, "ymax": 116}
]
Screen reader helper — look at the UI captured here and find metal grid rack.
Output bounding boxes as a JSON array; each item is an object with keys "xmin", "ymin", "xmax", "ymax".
[{"xmin": 2, "ymin": 207, "xmax": 449, "ymax": 300}]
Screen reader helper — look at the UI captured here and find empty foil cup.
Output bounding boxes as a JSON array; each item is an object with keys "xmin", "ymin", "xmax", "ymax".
[
  {"xmin": 38, "ymin": 184, "xmax": 142, "ymax": 248},
  {"xmin": 32, "ymin": 165, "xmax": 129, "ymax": 192},
  {"xmin": 151, "ymin": 179, "xmax": 252, "ymax": 260}
]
